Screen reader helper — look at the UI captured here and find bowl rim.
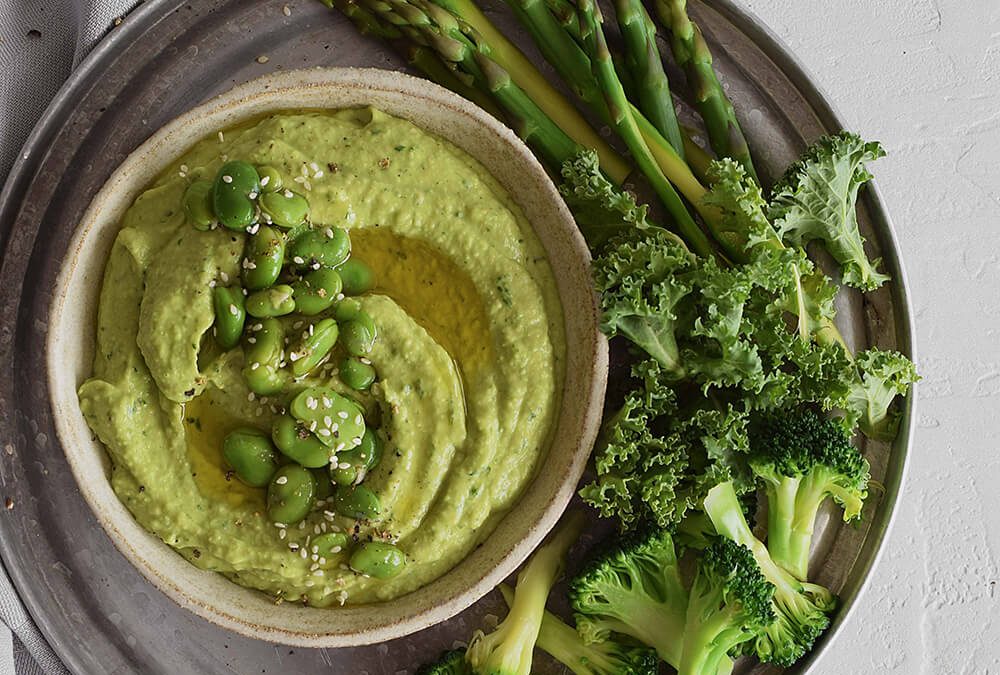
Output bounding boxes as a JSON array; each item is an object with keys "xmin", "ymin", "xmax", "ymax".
[{"xmin": 45, "ymin": 66, "xmax": 608, "ymax": 647}]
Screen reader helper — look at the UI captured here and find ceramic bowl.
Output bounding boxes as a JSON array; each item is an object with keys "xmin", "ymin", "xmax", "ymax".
[{"xmin": 46, "ymin": 67, "xmax": 608, "ymax": 647}]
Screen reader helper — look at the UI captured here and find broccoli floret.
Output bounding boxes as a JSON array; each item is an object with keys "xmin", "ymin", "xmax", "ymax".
[
  {"xmin": 466, "ymin": 513, "xmax": 584, "ymax": 675},
  {"xmin": 703, "ymin": 481, "xmax": 836, "ymax": 667},
  {"xmin": 568, "ymin": 526, "xmax": 688, "ymax": 667},
  {"xmin": 678, "ymin": 538, "xmax": 776, "ymax": 675},
  {"xmin": 416, "ymin": 649, "xmax": 471, "ymax": 675},
  {"xmin": 497, "ymin": 585, "xmax": 657, "ymax": 675},
  {"xmin": 750, "ymin": 409, "xmax": 870, "ymax": 580}
]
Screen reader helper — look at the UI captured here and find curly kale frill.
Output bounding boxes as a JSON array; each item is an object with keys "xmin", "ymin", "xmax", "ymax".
[{"xmin": 770, "ymin": 132, "xmax": 889, "ymax": 291}]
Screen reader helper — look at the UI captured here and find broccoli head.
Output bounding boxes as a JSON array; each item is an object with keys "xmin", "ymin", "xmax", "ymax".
[
  {"xmin": 678, "ymin": 538, "xmax": 776, "ymax": 675},
  {"xmin": 750, "ymin": 409, "xmax": 870, "ymax": 580},
  {"xmin": 703, "ymin": 481, "xmax": 836, "ymax": 667},
  {"xmin": 568, "ymin": 526, "xmax": 688, "ymax": 667},
  {"xmin": 415, "ymin": 649, "xmax": 470, "ymax": 675}
]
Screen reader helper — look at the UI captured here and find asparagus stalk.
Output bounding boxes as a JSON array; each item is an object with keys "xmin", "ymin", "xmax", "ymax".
[
  {"xmin": 427, "ymin": 0, "xmax": 632, "ymax": 183},
  {"xmin": 613, "ymin": 0, "xmax": 685, "ymax": 158},
  {"xmin": 654, "ymin": 0, "xmax": 757, "ymax": 182},
  {"xmin": 681, "ymin": 124, "xmax": 715, "ymax": 182},
  {"xmin": 574, "ymin": 0, "xmax": 714, "ymax": 257}
]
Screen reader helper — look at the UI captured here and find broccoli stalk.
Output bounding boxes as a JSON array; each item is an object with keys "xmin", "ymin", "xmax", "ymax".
[
  {"xmin": 679, "ymin": 538, "xmax": 776, "ymax": 675},
  {"xmin": 466, "ymin": 512, "xmax": 585, "ymax": 674},
  {"xmin": 569, "ymin": 527, "xmax": 690, "ymax": 668},
  {"xmin": 417, "ymin": 649, "xmax": 472, "ymax": 675},
  {"xmin": 749, "ymin": 410, "xmax": 870, "ymax": 580},
  {"xmin": 703, "ymin": 481, "xmax": 836, "ymax": 667},
  {"xmin": 497, "ymin": 585, "xmax": 659, "ymax": 675}
]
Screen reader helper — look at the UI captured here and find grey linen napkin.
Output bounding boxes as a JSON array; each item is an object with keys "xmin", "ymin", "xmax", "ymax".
[{"xmin": 0, "ymin": 2, "xmax": 141, "ymax": 672}]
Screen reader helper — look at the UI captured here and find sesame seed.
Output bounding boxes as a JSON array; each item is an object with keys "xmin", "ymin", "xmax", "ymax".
[
  {"xmin": 322, "ymin": 397, "xmax": 332, "ymax": 407},
  {"xmin": 279, "ymin": 529, "xmax": 286, "ymax": 540},
  {"xmin": 314, "ymin": 170, "xmax": 324, "ymax": 179},
  {"xmin": 354, "ymin": 415, "xmax": 363, "ymax": 425},
  {"xmin": 251, "ymin": 362, "xmax": 260, "ymax": 370},
  {"xmin": 275, "ymin": 522, "xmax": 287, "ymax": 528},
  {"xmin": 219, "ymin": 271, "xmax": 230, "ymax": 282},
  {"xmin": 260, "ymin": 175, "xmax": 270, "ymax": 187},
  {"xmin": 300, "ymin": 547, "xmax": 308, "ymax": 558},
  {"xmin": 218, "ymin": 131, "xmax": 225, "ymax": 142},
  {"xmin": 180, "ymin": 164, "xmax": 189, "ymax": 172},
  {"xmin": 318, "ymin": 429, "xmax": 331, "ymax": 437},
  {"xmin": 293, "ymin": 256, "xmax": 305, "ymax": 265},
  {"xmin": 331, "ymin": 547, "xmax": 341, "ymax": 554},
  {"xmin": 294, "ymin": 176, "xmax": 305, "ymax": 184},
  {"xmin": 303, "ymin": 181, "xmax": 312, "ymax": 191},
  {"xmin": 323, "ymin": 416, "xmax": 333, "ymax": 426},
  {"xmin": 248, "ymin": 191, "xmax": 259, "ymax": 199},
  {"xmin": 247, "ymin": 392, "xmax": 256, "ymax": 402},
  {"xmin": 338, "ymin": 411, "xmax": 349, "ymax": 420},
  {"xmin": 256, "ymin": 55, "xmax": 269, "ymax": 64},
  {"xmin": 283, "ymin": 189, "xmax": 293, "ymax": 198},
  {"xmin": 275, "ymin": 476, "xmax": 288, "ymax": 485},
  {"xmin": 306, "ymin": 397, "xmax": 318, "ymax": 409},
  {"xmin": 229, "ymin": 304, "xmax": 238, "ymax": 316},
  {"xmin": 319, "ymin": 557, "xmax": 327, "ymax": 564},
  {"xmin": 222, "ymin": 175, "xmax": 232, "ymax": 185},
  {"xmin": 360, "ymin": 357, "xmax": 372, "ymax": 365},
  {"xmin": 324, "ymin": 228, "xmax": 334, "ymax": 238},
  {"xmin": 310, "ymin": 563, "xmax": 319, "ymax": 571},
  {"xmin": 314, "ymin": 570, "xmax": 325, "ymax": 577}
]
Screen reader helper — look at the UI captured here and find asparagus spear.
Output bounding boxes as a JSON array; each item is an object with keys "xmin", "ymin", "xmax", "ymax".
[
  {"xmin": 654, "ymin": 0, "xmax": 758, "ymax": 182},
  {"xmin": 613, "ymin": 0, "xmax": 685, "ymax": 158},
  {"xmin": 574, "ymin": 0, "xmax": 714, "ymax": 257}
]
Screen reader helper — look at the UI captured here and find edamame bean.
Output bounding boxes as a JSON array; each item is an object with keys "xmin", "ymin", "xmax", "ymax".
[
  {"xmin": 183, "ymin": 180, "xmax": 215, "ymax": 230},
  {"xmin": 222, "ymin": 428, "xmax": 279, "ymax": 487},
  {"xmin": 266, "ymin": 464, "xmax": 316, "ymax": 525},
  {"xmin": 337, "ymin": 259, "xmax": 375, "ymax": 295},
  {"xmin": 242, "ymin": 225, "xmax": 285, "ymax": 290},
  {"xmin": 260, "ymin": 189, "xmax": 309, "ymax": 229},
  {"xmin": 350, "ymin": 542, "xmax": 405, "ymax": 579},
  {"xmin": 288, "ymin": 228, "xmax": 351, "ymax": 269},
  {"xmin": 333, "ymin": 484, "xmax": 381, "ymax": 521},
  {"xmin": 330, "ymin": 429, "xmax": 381, "ymax": 486},
  {"xmin": 290, "ymin": 386, "xmax": 366, "ymax": 449},
  {"xmin": 242, "ymin": 318, "xmax": 285, "ymax": 396},
  {"xmin": 291, "ymin": 268, "xmax": 343, "ymax": 316},
  {"xmin": 332, "ymin": 297, "xmax": 362, "ymax": 322},
  {"xmin": 340, "ymin": 311, "xmax": 376, "ymax": 356},
  {"xmin": 290, "ymin": 319, "xmax": 339, "ymax": 377},
  {"xmin": 212, "ymin": 285, "xmax": 246, "ymax": 350},
  {"xmin": 272, "ymin": 415, "xmax": 331, "ymax": 468},
  {"xmin": 339, "ymin": 357, "xmax": 376, "ymax": 391},
  {"xmin": 246, "ymin": 284, "xmax": 295, "ymax": 317},
  {"xmin": 312, "ymin": 532, "xmax": 349, "ymax": 557},
  {"xmin": 256, "ymin": 165, "xmax": 283, "ymax": 193},
  {"xmin": 212, "ymin": 161, "xmax": 260, "ymax": 231}
]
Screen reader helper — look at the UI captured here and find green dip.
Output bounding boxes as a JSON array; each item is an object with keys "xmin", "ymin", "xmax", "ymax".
[{"xmin": 78, "ymin": 108, "xmax": 565, "ymax": 606}]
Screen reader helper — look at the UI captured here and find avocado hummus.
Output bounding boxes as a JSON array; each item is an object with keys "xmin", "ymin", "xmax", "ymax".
[{"xmin": 78, "ymin": 108, "xmax": 565, "ymax": 606}]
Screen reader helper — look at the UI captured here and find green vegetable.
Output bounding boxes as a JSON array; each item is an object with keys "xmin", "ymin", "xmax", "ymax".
[
  {"xmin": 748, "ymin": 410, "xmax": 870, "ymax": 580},
  {"xmin": 292, "ymin": 268, "xmax": 343, "ymax": 316},
  {"xmin": 242, "ymin": 225, "xmax": 286, "ymax": 290},
  {"xmin": 289, "ymin": 386, "xmax": 366, "ymax": 450},
  {"xmin": 415, "ymin": 650, "xmax": 471, "ymax": 675},
  {"xmin": 242, "ymin": 318, "xmax": 286, "ymax": 396},
  {"xmin": 332, "ymin": 297, "xmax": 363, "ymax": 322},
  {"xmin": 312, "ymin": 532, "xmax": 349, "ymax": 556},
  {"xmin": 211, "ymin": 285, "xmax": 246, "ymax": 350},
  {"xmin": 331, "ymin": 428, "xmax": 381, "ymax": 485},
  {"xmin": 569, "ymin": 525, "xmax": 690, "ymax": 668},
  {"xmin": 350, "ymin": 541, "xmax": 406, "ymax": 578},
  {"xmin": 340, "ymin": 357, "xmax": 376, "ymax": 390},
  {"xmin": 222, "ymin": 428, "xmax": 279, "ymax": 487},
  {"xmin": 333, "ymin": 484, "xmax": 381, "ymax": 520},
  {"xmin": 770, "ymin": 133, "xmax": 889, "ymax": 291},
  {"xmin": 498, "ymin": 584, "xmax": 658, "ymax": 675},
  {"xmin": 271, "ymin": 415, "xmax": 331, "ymax": 468},
  {"xmin": 337, "ymin": 258, "xmax": 376, "ymax": 295},
  {"xmin": 847, "ymin": 347, "xmax": 920, "ymax": 439},
  {"xmin": 653, "ymin": 0, "xmax": 757, "ymax": 182},
  {"xmin": 678, "ymin": 538, "xmax": 776, "ymax": 675},
  {"xmin": 266, "ymin": 464, "xmax": 317, "ymax": 525},
  {"xmin": 466, "ymin": 512, "xmax": 584, "ymax": 675},
  {"xmin": 260, "ymin": 189, "xmax": 309, "ymax": 229},
  {"xmin": 340, "ymin": 312, "xmax": 377, "ymax": 356},
  {"xmin": 182, "ymin": 180, "xmax": 215, "ymax": 230},
  {"xmin": 703, "ymin": 481, "xmax": 835, "ymax": 667},
  {"xmin": 290, "ymin": 318, "xmax": 339, "ymax": 377},
  {"xmin": 212, "ymin": 160, "xmax": 261, "ymax": 231},
  {"xmin": 256, "ymin": 165, "xmax": 284, "ymax": 193},
  {"xmin": 245, "ymin": 284, "xmax": 296, "ymax": 317},
  {"xmin": 288, "ymin": 228, "xmax": 351, "ymax": 269}
]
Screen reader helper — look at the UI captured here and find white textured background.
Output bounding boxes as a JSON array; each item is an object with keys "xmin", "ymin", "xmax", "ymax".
[{"xmin": 742, "ymin": 1, "xmax": 1000, "ymax": 672}]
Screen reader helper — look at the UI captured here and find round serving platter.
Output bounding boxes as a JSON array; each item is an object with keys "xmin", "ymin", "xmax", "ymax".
[{"xmin": 0, "ymin": 0, "xmax": 915, "ymax": 673}]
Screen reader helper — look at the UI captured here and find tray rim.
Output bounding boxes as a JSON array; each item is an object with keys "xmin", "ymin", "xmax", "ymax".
[{"xmin": 0, "ymin": 0, "xmax": 918, "ymax": 672}]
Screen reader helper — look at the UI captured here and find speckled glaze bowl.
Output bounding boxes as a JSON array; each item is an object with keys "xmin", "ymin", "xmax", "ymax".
[{"xmin": 46, "ymin": 67, "xmax": 608, "ymax": 647}]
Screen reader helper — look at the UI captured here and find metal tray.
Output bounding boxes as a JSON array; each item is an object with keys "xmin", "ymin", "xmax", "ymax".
[{"xmin": 0, "ymin": 0, "xmax": 915, "ymax": 673}]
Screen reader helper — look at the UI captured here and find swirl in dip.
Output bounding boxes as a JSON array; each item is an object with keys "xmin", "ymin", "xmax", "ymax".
[{"xmin": 78, "ymin": 108, "xmax": 565, "ymax": 606}]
